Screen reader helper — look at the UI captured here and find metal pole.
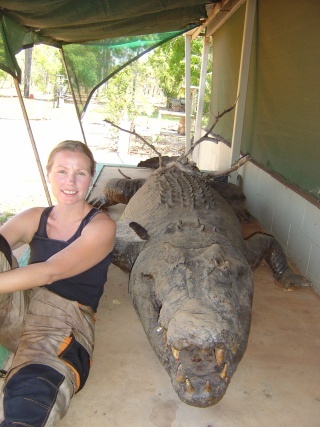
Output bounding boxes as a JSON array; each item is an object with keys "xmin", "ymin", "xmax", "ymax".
[
  {"xmin": 184, "ymin": 34, "xmax": 192, "ymax": 152},
  {"xmin": 192, "ymin": 36, "xmax": 210, "ymax": 163},
  {"xmin": 60, "ymin": 48, "xmax": 88, "ymax": 145},
  {"xmin": 13, "ymin": 78, "xmax": 53, "ymax": 206},
  {"xmin": 229, "ymin": 0, "xmax": 256, "ymax": 183}
]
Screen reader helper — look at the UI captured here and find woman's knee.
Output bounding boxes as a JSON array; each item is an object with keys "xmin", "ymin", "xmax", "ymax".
[{"xmin": 2, "ymin": 364, "xmax": 72, "ymax": 426}]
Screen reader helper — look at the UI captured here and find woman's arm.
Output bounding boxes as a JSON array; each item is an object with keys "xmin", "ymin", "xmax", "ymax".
[
  {"xmin": 0, "ymin": 207, "xmax": 45, "ymax": 249},
  {"xmin": 0, "ymin": 213, "xmax": 116, "ymax": 293}
]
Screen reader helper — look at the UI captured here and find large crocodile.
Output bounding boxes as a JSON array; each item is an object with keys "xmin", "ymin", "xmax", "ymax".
[{"xmin": 92, "ymin": 161, "xmax": 309, "ymax": 407}]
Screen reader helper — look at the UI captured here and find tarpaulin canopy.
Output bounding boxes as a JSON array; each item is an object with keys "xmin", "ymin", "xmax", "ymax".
[
  {"xmin": 0, "ymin": 1, "xmax": 218, "ymax": 113},
  {"xmin": 0, "ymin": 1, "xmax": 215, "ymax": 44}
]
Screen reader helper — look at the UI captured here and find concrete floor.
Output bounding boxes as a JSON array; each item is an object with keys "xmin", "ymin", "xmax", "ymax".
[
  {"xmin": 57, "ymin": 258, "xmax": 319, "ymax": 427},
  {"xmin": 58, "ymin": 167, "xmax": 320, "ymax": 427},
  {"xmin": 2, "ymin": 165, "xmax": 319, "ymax": 426}
]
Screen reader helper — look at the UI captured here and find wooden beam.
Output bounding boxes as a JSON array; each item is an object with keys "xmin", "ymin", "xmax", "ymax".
[
  {"xmin": 187, "ymin": 0, "xmax": 244, "ymax": 40},
  {"xmin": 206, "ymin": 0, "xmax": 247, "ymax": 36}
]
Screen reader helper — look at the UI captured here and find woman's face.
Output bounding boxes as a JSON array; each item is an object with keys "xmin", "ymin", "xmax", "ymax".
[{"xmin": 47, "ymin": 150, "xmax": 93, "ymax": 206}]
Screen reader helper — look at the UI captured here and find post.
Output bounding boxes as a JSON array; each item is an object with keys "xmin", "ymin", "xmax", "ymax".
[
  {"xmin": 60, "ymin": 48, "xmax": 88, "ymax": 145},
  {"xmin": 192, "ymin": 36, "xmax": 210, "ymax": 163},
  {"xmin": 13, "ymin": 78, "xmax": 52, "ymax": 206},
  {"xmin": 184, "ymin": 34, "xmax": 192, "ymax": 152},
  {"xmin": 229, "ymin": 0, "xmax": 256, "ymax": 183}
]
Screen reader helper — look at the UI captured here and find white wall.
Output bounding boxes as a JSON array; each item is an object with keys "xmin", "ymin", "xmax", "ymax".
[{"xmin": 198, "ymin": 144, "xmax": 320, "ymax": 295}]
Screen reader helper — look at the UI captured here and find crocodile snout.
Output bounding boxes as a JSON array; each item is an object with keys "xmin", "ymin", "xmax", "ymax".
[
  {"xmin": 170, "ymin": 344, "xmax": 231, "ymax": 407},
  {"xmin": 159, "ymin": 298, "xmax": 247, "ymax": 407}
]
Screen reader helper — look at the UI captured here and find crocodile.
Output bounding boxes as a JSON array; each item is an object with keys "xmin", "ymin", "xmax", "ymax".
[
  {"xmin": 90, "ymin": 166, "xmax": 253, "ymax": 223},
  {"xmin": 92, "ymin": 161, "xmax": 309, "ymax": 407}
]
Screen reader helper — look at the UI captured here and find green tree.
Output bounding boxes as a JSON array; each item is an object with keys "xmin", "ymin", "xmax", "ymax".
[
  {"xmin": 25, "ymin": 45, "xmax": 64, "ymax": 94},
  {"xmin": 147, "ymin": 35, "xmax": 212, "ymax": 114},
  {"xmin": 63, "ymin": 45, "xmax": 99, "ymax": 93},
  {"xmin": 101, "ymin": 57, "xmax": 157, "ymax": 123},
  {"xmin": 147, "ymin": 36, "xmax": 185, "ymax": 102}
]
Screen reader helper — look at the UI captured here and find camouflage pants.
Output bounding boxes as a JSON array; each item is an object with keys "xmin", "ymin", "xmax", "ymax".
[{"xmin": 0, "ymin": 249, "xmax": 96, "ymax": 426}]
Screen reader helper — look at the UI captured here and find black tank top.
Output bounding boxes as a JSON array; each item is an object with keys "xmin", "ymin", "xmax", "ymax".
[{"xmin": 29, "ymin": 206, "xmax": 113, "ymax": 311}]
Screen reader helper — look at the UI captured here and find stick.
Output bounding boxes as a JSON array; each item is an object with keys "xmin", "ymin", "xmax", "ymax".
[
  {"xmin": 104, "ymin": 119, "xmax": 163, "ymax": 166},
  {"xmin": 178, "ymin": 99, "xmax": 238, "ymax": 162},
  {"xmin": 202, "ymin": 154, "xmax": 250, "ymax": 178},
  {"xmin": 104, "ymin": 99, "xmax": 238, "ymax": 170}
]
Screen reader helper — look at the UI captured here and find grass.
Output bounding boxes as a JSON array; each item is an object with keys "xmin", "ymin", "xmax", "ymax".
[{"xmin": 0, "ymin": 211, "xmax": 14, "ymax": 225}]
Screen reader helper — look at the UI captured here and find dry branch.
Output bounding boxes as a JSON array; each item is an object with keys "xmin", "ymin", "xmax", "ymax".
[
  {"xmin": 104, "ymin": 118, "xmax": 164, "ymax": 166},
  {"xmin": 202, "ymin": 154, "xmax": 250, "ymax": 178},
  {"xmin": 104, "ymin": 100, "xmax": 240, "ymax": 173},
  {"xmin": 178, "ymin": 99, "xmax": 238, "ymax": 162}
]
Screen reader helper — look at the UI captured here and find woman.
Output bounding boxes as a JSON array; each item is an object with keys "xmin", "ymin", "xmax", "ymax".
[{"xmin": 0, "ymin": 140, "xmax": 116, "ymax": 425}]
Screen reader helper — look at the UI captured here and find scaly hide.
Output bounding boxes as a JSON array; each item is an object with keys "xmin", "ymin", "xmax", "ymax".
[{"xmin": 97, "ymin": 163, "xmax": 309, "ymax": 407}]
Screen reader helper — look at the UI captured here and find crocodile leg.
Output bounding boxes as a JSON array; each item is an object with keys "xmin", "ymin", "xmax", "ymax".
[
  {"xmin": 112, "ymin": 221, "xmax": 146, "ymax": 272},
  {"xmin": 243, "ymin": 232, "xmax": 310, "ymax": 289}
]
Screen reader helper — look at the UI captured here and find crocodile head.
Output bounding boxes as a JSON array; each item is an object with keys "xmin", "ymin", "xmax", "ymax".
[{"xmin": 129, "ymin": 223, "xmax": 253, "ymax": 407}]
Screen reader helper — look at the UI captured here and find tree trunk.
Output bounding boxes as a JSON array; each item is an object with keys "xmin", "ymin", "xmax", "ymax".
[{"xmin": 24, "ymin": 48, "xmax": 33, "ymax": 98}]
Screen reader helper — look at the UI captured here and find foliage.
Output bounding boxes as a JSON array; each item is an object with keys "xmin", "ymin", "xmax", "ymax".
[
  {"xmin": 63, "ymin": 45, "xmax": 100, "ymax": 92},
  {"xmin": 0, "ymin": 34, "xmax": 212, "ymax": 123},
  {"xmin": 100, "ymin": 57, "xmax": 158, "ymax": 123},
  {"xmin": 147, "ymin": 37, "xmax": 185, "ymax": 101},
  {"xmin": 31, "ymin": 46, "xmax": 64, "ymax": 93},
  {"xmin": 0, "ymin": 211, "xmax": 14, "ymax": 225},
  {"xmin": 147, "ymin": 35, "xmax": 212, "ymax": 115},
  {"xmin": 16, "ymin": 45, "xmax": 64, "ymax": 94}
]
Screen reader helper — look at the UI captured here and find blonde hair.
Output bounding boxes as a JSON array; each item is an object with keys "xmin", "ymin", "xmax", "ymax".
[{"xmin": 46, "ymin": 140, "xmax": 96, "ymax": 176}]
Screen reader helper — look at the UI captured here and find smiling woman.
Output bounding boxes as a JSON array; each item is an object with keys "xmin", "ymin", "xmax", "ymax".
[
  {"xmin": 0, "ymin": 140, "xmax": 116, "ymax": 426},
  {"xmin": 46, "ymin": 144, "xmax": 95, "ymax": 217}
]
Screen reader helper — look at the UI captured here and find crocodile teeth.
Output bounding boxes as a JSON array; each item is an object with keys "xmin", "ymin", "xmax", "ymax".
[
  {"xmin": 231, "ymin": 343, "xmax": 239, "ymax": 354},
  {"xmin": 185, "ymin": 378, "xmax": 194, "ymax": 393},
  {"xmin": 204, "ymin": 380, "xmax": 212, "ymax": 393},
  {"xmin": 214, "ymin": 347, "xmax": 225, "ymax": 366},
  {"xmin": 220, "ymin": 363, "xmax": 228, "ymax": 379},
  {"xmin": 171, "ymin": 347, "xmax": 180, "ymax": 360},
  {"xmin": 176, "ymin": 364, "xmax": 185, "ymax": 383}
]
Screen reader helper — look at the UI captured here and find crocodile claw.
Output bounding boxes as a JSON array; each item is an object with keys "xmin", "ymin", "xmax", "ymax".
[{"xmin": 279, "ymin": 269, "xmax": 311, "ymax": 289}]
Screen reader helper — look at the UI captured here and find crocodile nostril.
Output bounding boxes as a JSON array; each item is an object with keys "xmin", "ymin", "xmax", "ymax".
[{"xmin": 191, "ymin": 353, "xmax": 202, "ymax": 363}]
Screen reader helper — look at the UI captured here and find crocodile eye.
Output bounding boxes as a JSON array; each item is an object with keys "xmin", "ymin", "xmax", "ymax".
[
  {"xmin": 141, "ymin": 273, "xmax": 153, "ymax": 281},
  {"xmin": 166, "ymin": 250, "xmax": 178, "ymax": 263},
  {"xmin": 163, "ymin": 243, "xmax": 184, "ymax": 264},
  {"xmin": 167, "ymin": 254, "xmax": 178, "ymax": 264}
]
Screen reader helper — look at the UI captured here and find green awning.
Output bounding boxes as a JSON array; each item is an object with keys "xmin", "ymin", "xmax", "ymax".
[{"xmin": 0, "ymin": 1, "xmax": 217, "ymax": 112}]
